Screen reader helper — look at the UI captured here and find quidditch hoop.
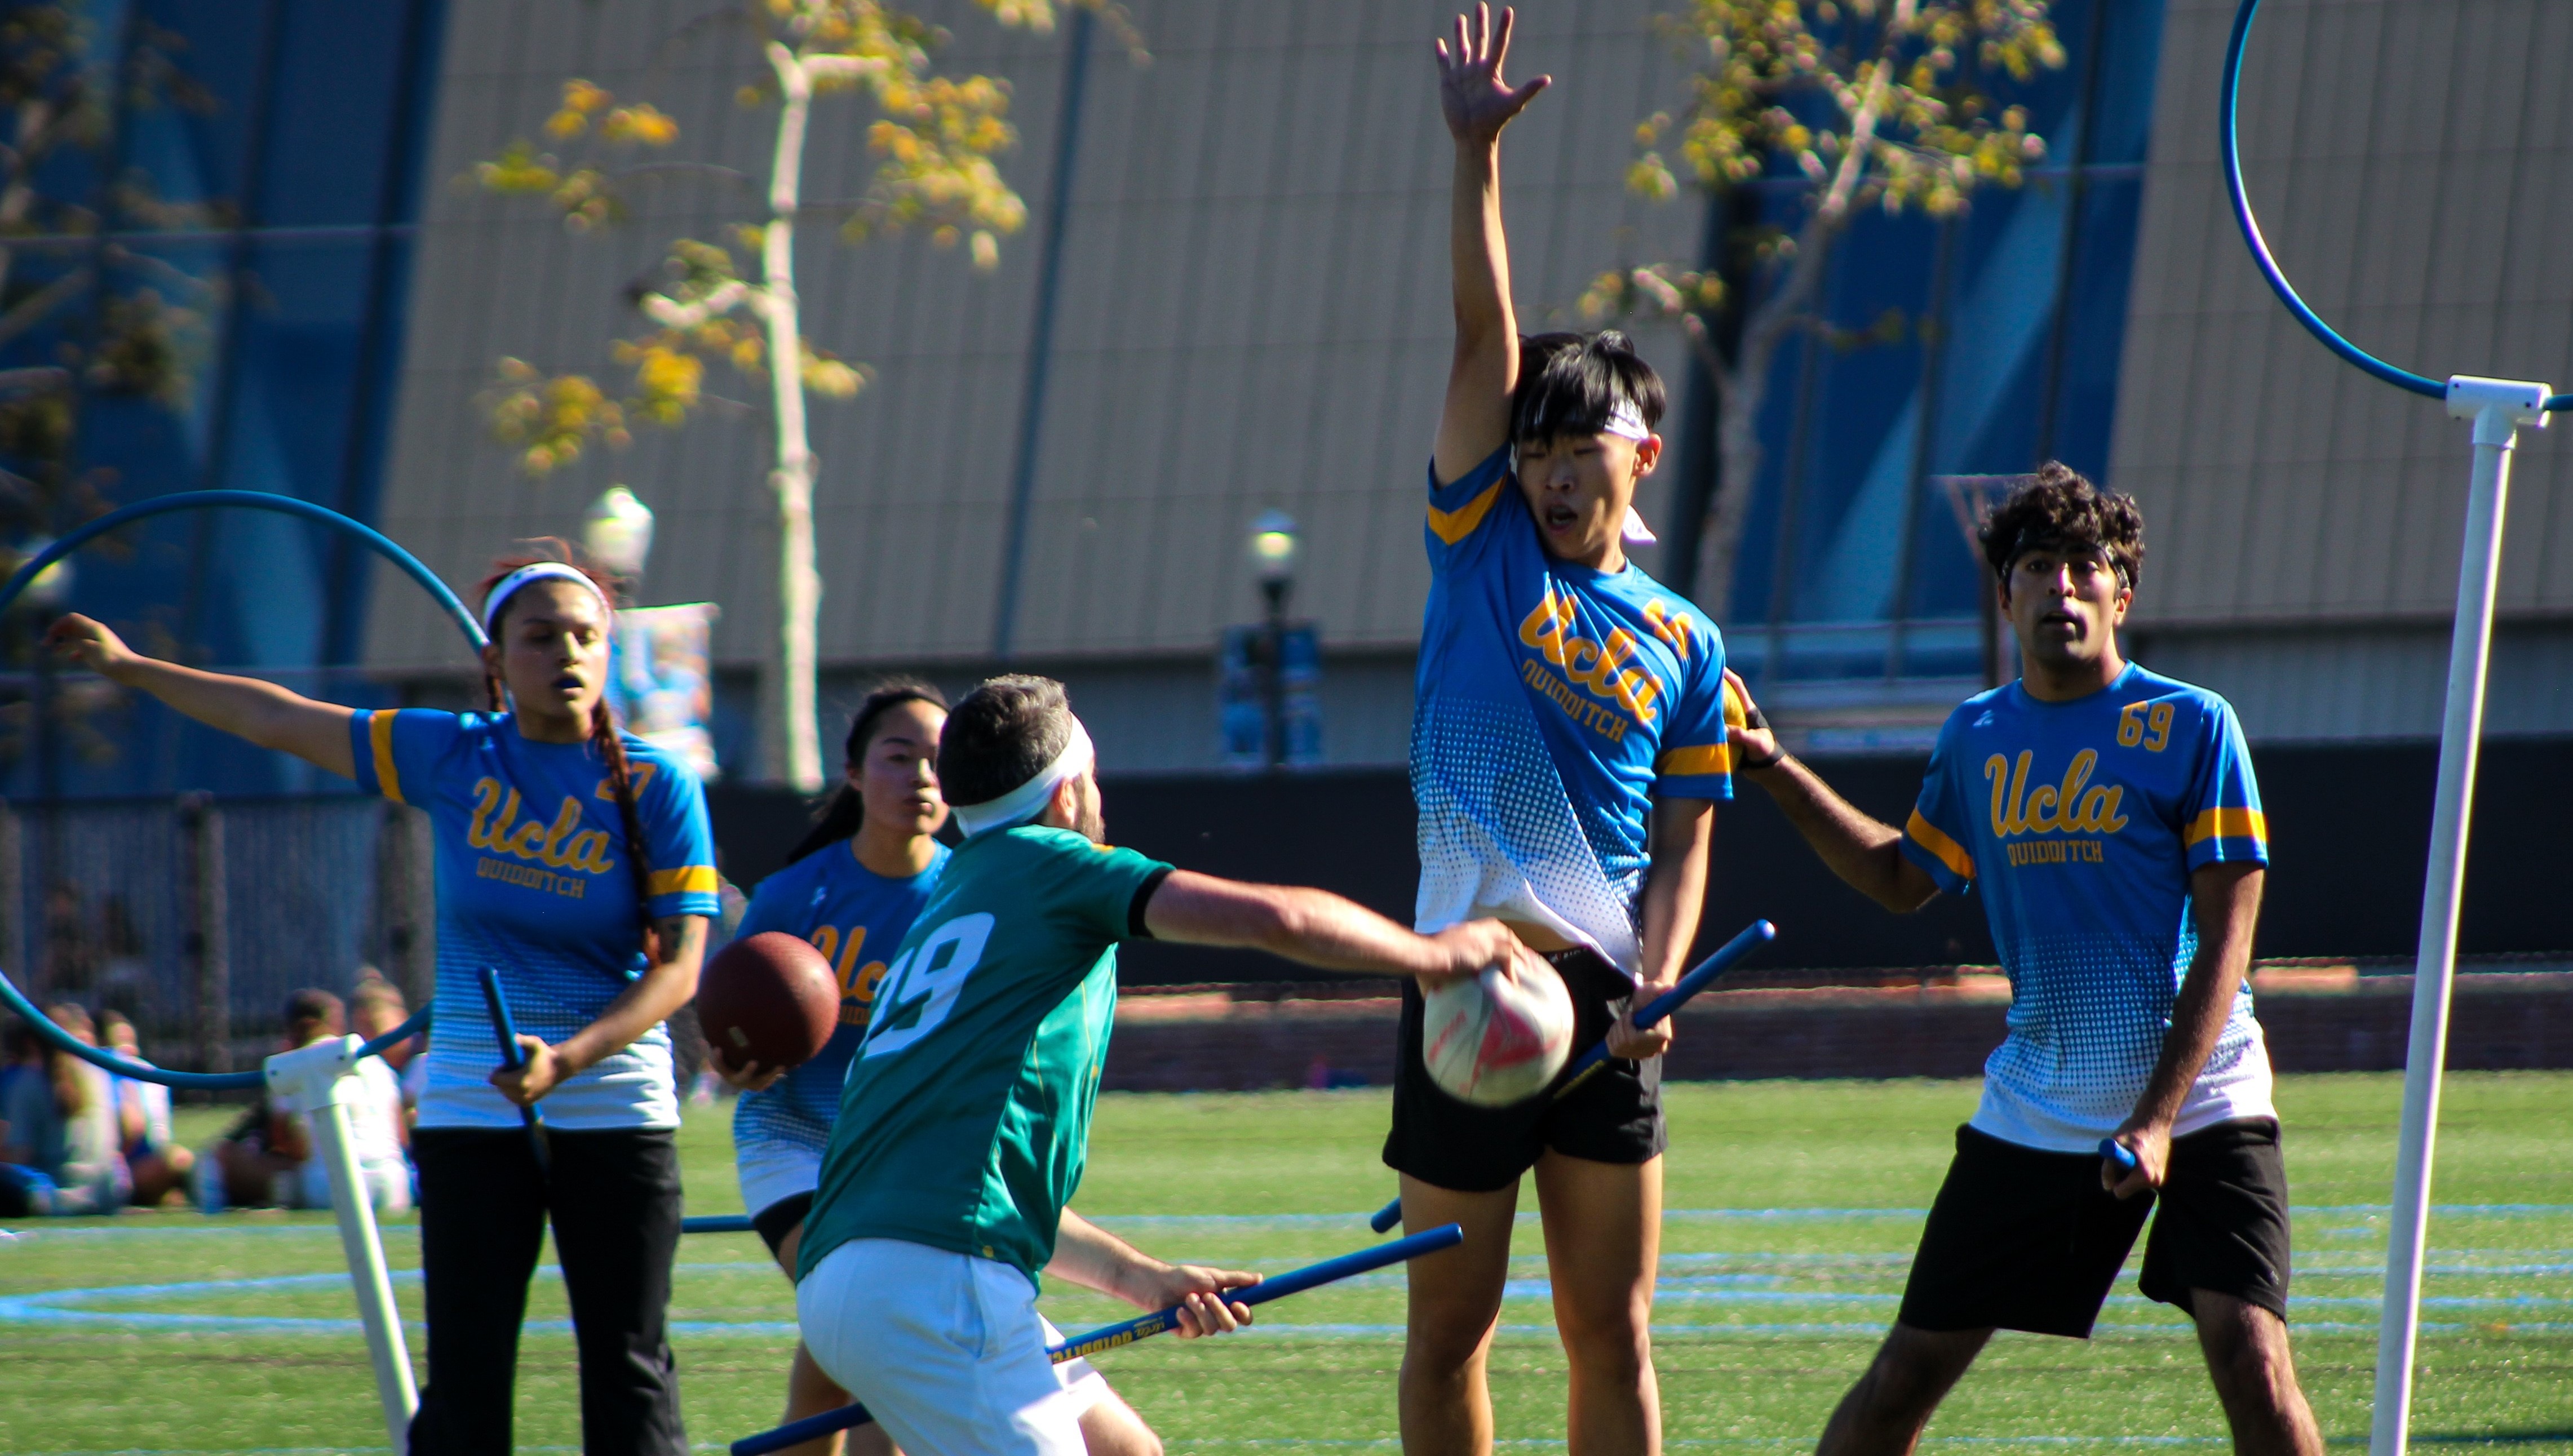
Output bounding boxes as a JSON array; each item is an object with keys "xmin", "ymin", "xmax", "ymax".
[
  {"xmin": 2223, "ymin": 0, "xmax": 2570, "ymax": 412},
  {"xmin": 0, "ymin": 490, "xmax": 476, "ymax": 1089}
]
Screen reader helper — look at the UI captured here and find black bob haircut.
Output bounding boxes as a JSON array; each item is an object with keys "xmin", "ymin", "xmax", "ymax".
[
  {"xmin": 1511, "ymin": 330, "xmax": 1667, "ymax": 446},
  {"xmin": 940, "ymin": 674, "xmax": 1075, "ymax": 810},
  {"xmin": 781, "ymin": 677, "xmax": 951, "ymax": 865},
  {"xmin": 1980, "ymin": 461, "xmax": 2146, "ymax": 595}
]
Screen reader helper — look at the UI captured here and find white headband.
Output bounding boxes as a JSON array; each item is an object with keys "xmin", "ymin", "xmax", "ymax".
[
  {"xmin": 950, "ymin": 717, "xmax": 1096, "ymax": 838},
  {"xmin": 1601, "ymin": 397, "xmax": 1652, "ymax": 442},
  {"xmin": 482, "ymin": 562, "xmax": 613, "ymax": 634}
]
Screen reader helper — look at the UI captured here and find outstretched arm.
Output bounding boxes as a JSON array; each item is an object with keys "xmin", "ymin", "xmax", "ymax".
[
  {"xmin": 1048, "ymin": 1209, "xmax": 1258, "ymax": 1338},
  {"xmin": 48, "ymin": 614, "xmax": 356, "ymax": 778},
  {"xmin": 1432, "ymin": 5, "xmax": 1549, "ymax": 485},
  {"xmin": 1141, "ymin": 871, "xmax": 1530, "ymax": 991},
  {"xmin": 1726, "ymin": 671, "xmax": 1941, "ymax": 913},
  {"xmin": 2103, "ymin": 863, "xmax": 2264, "ymax": 1198}
]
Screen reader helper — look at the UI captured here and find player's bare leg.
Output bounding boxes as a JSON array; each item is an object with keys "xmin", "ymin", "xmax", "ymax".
[
  {"xmin": 1813, "ymin": 1323, "xmax": 1990, "ymax": 1456},
  {"xmin": 1399, "ymin": 1173, "xmax": 1520, "ymax": 1456},
  {"xmin": 2189, "ymin": 1291, "xmax": 2322, "ymax": 1456},
  {"xmin": 1078, "ymin": 1386, "xmax": 1166, "ymax": 1456},
  {"xmin": 1533, "ymin": 1150, "xmax": 1661, "ymax": 1455}
]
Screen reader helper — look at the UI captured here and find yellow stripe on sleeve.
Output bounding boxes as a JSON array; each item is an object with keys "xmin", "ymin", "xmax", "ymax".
[
  {"xmin": 2184, "ymin": 807, "xmax": 2268, "ymax": 846},
  {"xmin": 1427, "ymin": 482, "xmax": 1504, "ymax": 545},
  {"xmin": 369, "ymin": 711, "xmax": 404, "ymax": 806},
  {"xmin": 1659, "ymin": 743, "xmax": 1731, "ymax": 777},
  {"xmin": 1906, "ymin": 807, "xmax": 1976, "ymax": 882},
  {"xmin": 646, "ymin": 865, "xmax": 720, "ymax": 896}
]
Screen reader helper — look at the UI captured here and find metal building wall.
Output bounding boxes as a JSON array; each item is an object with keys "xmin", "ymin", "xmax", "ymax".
[
  {"xmin": 2112, "ymin": 0, "xmax": 2573, "ymax": 740},
  {"xmin": 363, "ymin": 1, "xmax": 1695, "ymax": 769}
]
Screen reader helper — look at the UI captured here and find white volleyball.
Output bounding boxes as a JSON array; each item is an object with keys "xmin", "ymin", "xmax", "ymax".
[{"xmin": 1421, "ymin": 959, "xmax": 1575, "ymax": 1107}]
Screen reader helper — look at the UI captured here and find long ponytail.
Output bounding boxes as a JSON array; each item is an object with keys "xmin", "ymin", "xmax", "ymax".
[
  {"xmin": 591, "ymin": 699, "xmax": 661, "ymax": 965},
  {"xmin": 780, "ymin": 678, "xmax": 947, "ymax": 866}
]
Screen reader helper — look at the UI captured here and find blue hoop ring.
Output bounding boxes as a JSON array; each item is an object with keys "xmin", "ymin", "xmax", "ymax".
[
  {"xmin": 2224, "ymin": 0, "xmax": 2571, "ymax": 412},
  {"xmin": 0, "ymin": 490, "xmax": 482, "ymax": 1090}
]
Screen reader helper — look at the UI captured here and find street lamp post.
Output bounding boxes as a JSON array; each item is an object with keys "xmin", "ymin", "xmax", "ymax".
[{"xmin": 1247, "ymin": 511, "xmax": 1299, "ymax": 770}]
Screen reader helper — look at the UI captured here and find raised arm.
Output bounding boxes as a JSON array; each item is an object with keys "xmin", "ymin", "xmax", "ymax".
[
  {"xmin": 48, "ymin": 614, "xmax": 356, "ymax": 778},
  {"xmin": 1140, "ymin": 870, "xmax": 1530, "ymax": 990},
  {"xmin": 1725, "ymin": 671, "xmax": 1941, "ymax": 913},
  {"xmin": 1432, "ymin": 5, "xmax": 1549, "ymax": 485}
]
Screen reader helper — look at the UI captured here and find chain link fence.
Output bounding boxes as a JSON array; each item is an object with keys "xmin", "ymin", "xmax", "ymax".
[{"xmin": 2, "ymin": 793, "xmax": 433, "ymax": 1076}]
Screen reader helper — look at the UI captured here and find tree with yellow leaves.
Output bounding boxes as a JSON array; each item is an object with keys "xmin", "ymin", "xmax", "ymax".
[
  {"xmin": 1581, "ymin": 0, "xmax": 2063, "ymax": 616},
  {"xmin": 473, "ymin": 0, "xmax": 1139, "ymax": 789}
]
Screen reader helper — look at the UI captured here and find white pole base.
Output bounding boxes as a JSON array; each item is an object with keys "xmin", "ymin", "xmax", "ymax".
[
  {"xmin": 267, "ymin": 1036, "xmax": 420, "ymax": 1455},
  {"xmin": 2369, "ymin": 375, "xmax": 2549, "ymax": 1456}
]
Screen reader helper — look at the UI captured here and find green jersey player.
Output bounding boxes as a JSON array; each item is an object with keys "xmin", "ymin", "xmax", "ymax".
[{"xmin": 795, "ymin": 676, "xmax": 1539, "ymax": 1456}]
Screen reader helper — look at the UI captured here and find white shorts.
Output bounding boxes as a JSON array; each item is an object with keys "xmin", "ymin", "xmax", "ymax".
[
  {"xmin": 737, "ymin": 1138, "xmax": 822, "ymax": 1222},
  {"xmin": 798, "ymin": 1239, "xmax": 1104, "ymax": 1456}
]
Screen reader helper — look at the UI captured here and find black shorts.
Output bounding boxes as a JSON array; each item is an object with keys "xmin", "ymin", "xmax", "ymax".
[
  {"xmin": 751, "ymin": 1191, "xmax": 814, "ymax": 1260},
  {"xmin": 1898, "ymin": 1119, "xmax": 2292, "ymax": 1338},
  {"xmin": 1383, "ymin": 947, "xmax": 1666, "ymax": 1192}
]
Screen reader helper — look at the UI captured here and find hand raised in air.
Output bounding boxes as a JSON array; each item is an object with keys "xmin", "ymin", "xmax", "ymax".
[{"xmin": 1437, "ymin": 5, "xmax": 1549, "ymax": 147}]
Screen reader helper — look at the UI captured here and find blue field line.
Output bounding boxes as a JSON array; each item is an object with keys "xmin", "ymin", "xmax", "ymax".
[
  {"xmin": 10, "ymin": 1204, "xmax": 2573, "ymax": 1244},
  {"xmin": 11, "ymin": 1257, "xmax": 2568, "ymax": 1338}
]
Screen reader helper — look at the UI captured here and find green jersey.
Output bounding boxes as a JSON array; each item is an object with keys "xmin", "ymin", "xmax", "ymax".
[{"xmin": 796, "ymin": 825, "xmax": 1173, "ymax": 1286}]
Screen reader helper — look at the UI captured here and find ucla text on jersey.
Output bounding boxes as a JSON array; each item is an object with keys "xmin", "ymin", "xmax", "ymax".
[
  {"xmin": 1900, "ymin": 665, "xmax": 2272, "ymax": 1152},
  {"xmin": 1412, "ymin": 447, "xmax": 1733, "ymax": 976}
]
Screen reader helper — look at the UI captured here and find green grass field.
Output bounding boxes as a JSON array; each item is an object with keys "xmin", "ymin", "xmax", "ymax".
[{"xmin": 3, "ymin": 1073, "xmax": 2569, "ymax": 1453}]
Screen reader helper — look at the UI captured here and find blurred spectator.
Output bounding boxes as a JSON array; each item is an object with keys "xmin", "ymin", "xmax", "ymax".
[
  {"xmin": 97, "ymin": 1010, "xmax": 194, "ymax": 1206},
  {"xmin": 203, "ymin": 989, "xmax": 410, "ymax": 1214},
  {"xmin": 0, "ymin": 1004, "xmax": 131, "ymax": 1214},
  {"xmin": 349, "ymin": 970, "xmax": 418, "ymax": 1075}
]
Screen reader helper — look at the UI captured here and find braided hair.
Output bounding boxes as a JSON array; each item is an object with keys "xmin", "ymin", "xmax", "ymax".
[
  {"xmin": 782, "ymin": 678, "xmax": 949, "ymax": 866},
  {"xmin": 476, "ymin": 543, "xmax": 661, "ymax": 965}
]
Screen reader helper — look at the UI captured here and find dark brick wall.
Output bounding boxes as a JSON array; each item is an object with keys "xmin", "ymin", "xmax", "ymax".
[
  {"xmin": 710, "ymin": 738, "xmax": 2573, "ymax": 982},
  {"xmin": 1099, "ymin": 976, "xmax": 2573, "ymax": 1092}
]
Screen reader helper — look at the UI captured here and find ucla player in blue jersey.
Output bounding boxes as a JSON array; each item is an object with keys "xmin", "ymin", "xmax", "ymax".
[
  {"xmin": 1726, "ymin": 467, "xmax": 2320, "ymax": 1456},
  {"xmin": 713, "ymin": 684, "xmax": 1189, "ymax": 1456},
  {"xmin": 1398, "ymin": 12, "xmax": 1740, "ymax": 1454},
  {"xmin": 51, "ymin": 549, "xmax": 720, "ymax": 1455}
]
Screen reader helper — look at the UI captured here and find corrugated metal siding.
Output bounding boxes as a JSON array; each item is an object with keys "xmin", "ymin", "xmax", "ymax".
[
  {"xmin": 2113, "ymin": 0, "xmax": 2573, "ymax": 630},
  {"xmin": 2129, "ymin": 622, "xmax": 2573, "ymax": 741},
  {"xmin": 365, "ymin": 0, "xmax": 1695, "ymax": 673}
]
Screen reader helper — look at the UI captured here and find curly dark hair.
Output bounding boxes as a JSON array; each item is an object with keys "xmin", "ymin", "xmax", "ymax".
[
  {"xmin": 939, "ymin": 674, "xmax": 1075, "ymax": 809},
  {"xmin": 1979, "ymin": 462, "xmax": 2145, "ymax": 596}
]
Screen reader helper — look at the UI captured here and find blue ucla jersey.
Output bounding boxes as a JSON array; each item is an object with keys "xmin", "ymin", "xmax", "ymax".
[
  {"xmin": 1899, "ymin": 664, "xmax": 2274, "ymax": 1152},
  {"xmin": 730, "ymin": 840, "xmax": 949, "ymax": 1175},
  {"xmin": 1415, "ymin": 447, "xmax": 1733, "ymax": 976},
  {"xmin": 349, "ymin": 709, "xmax": 721, "ymax": 1130}
]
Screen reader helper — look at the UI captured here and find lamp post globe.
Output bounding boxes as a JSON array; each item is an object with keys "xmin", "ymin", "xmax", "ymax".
[
  {"xmin": 582, "ymin": 486, "xmax": 656, "ymax": 580},
  {"xmin": 1248, "ymin": 509, "xmax": 1299, "ymax": 598},
  {"xmin": 1246, "ymin": 511, "xmax": 1298, "ymax": 769}
]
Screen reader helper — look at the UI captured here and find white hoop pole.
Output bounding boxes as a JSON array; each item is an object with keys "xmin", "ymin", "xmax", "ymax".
[
  {"xmin": 268, "ymin": 1036, "xmax": 420, "ymax": 1454},
  {"xmin": 2370, "ymin": 376, "xmax": 2548, "ymax": 1456}
]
